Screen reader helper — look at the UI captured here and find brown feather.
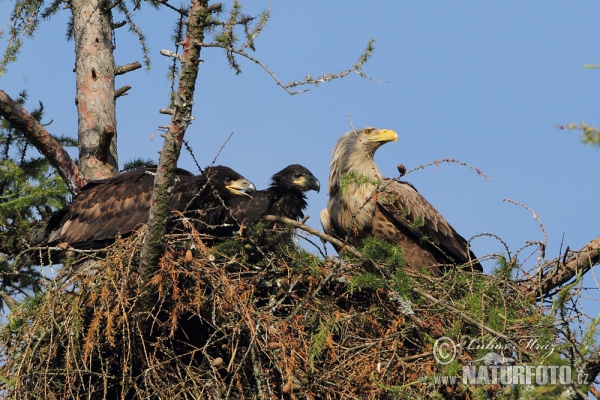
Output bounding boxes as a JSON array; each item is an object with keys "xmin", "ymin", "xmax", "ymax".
[
  {"xmin": 45, "ymin": 167, "xmax": 256, "ymax": 251},
  {"xmin": 321, "ymin": 127, "xmax": 482, "ymax": 273}
]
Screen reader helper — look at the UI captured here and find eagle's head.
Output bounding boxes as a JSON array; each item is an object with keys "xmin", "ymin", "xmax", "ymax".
[
  {"xmin": 271, "ymin": 164, "xmax": 320, "ymax": 193},
  {"xmin": 342, "ymin": 127, "xmax": 398, "ymax": 157},
  {"xmin": 203, "ymin": 166, "xmax": 256, "ymax": 199},
  {"xmin": 329, "ymin": 127, "xmax": 398, "ymax": 190}
]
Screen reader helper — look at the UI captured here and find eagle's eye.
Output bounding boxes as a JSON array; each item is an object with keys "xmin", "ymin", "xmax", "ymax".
[
  {"xmin": 294, "ymin": 173, "xmax": 302, "ymax": 178},
  {"xmin": 224, "ymin": 177, "xmax": 231, "ymax": 183},
  {"xmin": 364, "ymin": 129, "xmax": 372, "ymax": 135}
]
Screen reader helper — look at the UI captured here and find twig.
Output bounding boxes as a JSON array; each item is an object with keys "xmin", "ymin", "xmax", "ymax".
[
  {"xmin": 502, "ymin": 198, "xmax": 547, "ymax": 263},
  {"xmin": 403, "ymin": 158, "xmax": 493, "ymax": 182},
  {"xmin": 198, "ymin": 38, "xmax": 379, "ymax": 95},
  {"xmin": 412, "ymin": 287, "xmax": 533, "ymax": 360},
  {"xmin": 262, "ymin": 215, "xmax": 364, "ymax": 260},
  {"xmin": 225, "ymin": 322, "xmax": 261, "ymax": 399},
  {"xmin": 209, "ymin": 132, "xmax": 234, "ymax": 166},
  {"xmin": 182, "ymin": 139, "xmax": 201, "ymax": 172}
]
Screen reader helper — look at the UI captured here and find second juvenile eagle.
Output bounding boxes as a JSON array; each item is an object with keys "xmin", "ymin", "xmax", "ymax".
[
  {"xmin": 320, "ymin": 127, "xmax": 482, "ymax": 273},
  {"xmin": 45, "ymin": 166, "xmax": 256, "ymax": 252},
  {"xmin": 228, "ymin": 164, "xmax": 320, "ymax": 226}
]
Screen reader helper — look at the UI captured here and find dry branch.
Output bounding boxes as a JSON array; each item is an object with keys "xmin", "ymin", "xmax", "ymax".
[
  {"xmin": 0, "ymin": 90, "xmax": 85, "ymax": 194},
  {"xmin": 523, "ymin": 235, "xmax": 600, "ymax": 298},
  {"xmin": 114, "ymin": 85, "xmax": 132, "ymax": 98},
  {"xmin": 263, "ymin": 214, "xmax": 365, "ymax": 260},
  {"xmin": 1, "ymin": 227, "xmax": 557, "ymax": 399},
  {"xmin": 115, "ymin": 61, "xmax": 142, "ymax": 75}
]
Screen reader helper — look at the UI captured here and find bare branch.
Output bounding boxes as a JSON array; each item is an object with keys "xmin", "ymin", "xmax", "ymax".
[
  {"xmin": 502, "ymin": 198, "xmax": 547, "ymax": 263},
  {"xmin": 115, "ymin": 61, "xmax": 141, "ymax": 75},
  {"xmin": 160, "ymin": 49, "xmax": 182, "ymax": 61},
  {"xmin": 114, "ymin": 85, "xmax": 131, "ymax": 98},
  {"xmin": 0, "ymin": 90, "xmax": 85, "ymax": 193},
  {"xmin": 263, "ymin": 215, "xmax": 365, "ymax": 260},
  {"xmin": 111, "ymin": 20, "xmax": 126, "ymax": 29},
  {"xmin": 0, "ymin": 291, "xmax": 20, "ymax": 311},
  {"xmin": 403, "ymin": 157, "xmax": 494, "ymax": 182}
]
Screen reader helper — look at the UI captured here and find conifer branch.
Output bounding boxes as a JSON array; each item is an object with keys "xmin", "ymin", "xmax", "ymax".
[
  {"xmin": 198, "ymin": 38, "xmax": 379, "ymax": 95},
  {"xmin": 0, "ymin": 90, "xmax": 85, "ymax": 193},
  {"xmin": 115, "ymin": 2, "xmax": 151, "ymax": 68}
]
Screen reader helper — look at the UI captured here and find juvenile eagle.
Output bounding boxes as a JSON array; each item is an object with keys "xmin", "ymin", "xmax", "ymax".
[
  {"xmin": 320, "ymin": 127, "xmax": 482, "ymax": 273},
  {"xmin": 45, "ymin": 166, "xmax": 256, "ymax": 251},
  {"xmin": 228, "ymin": 164, "xmax": 320, "ymax": 227}
]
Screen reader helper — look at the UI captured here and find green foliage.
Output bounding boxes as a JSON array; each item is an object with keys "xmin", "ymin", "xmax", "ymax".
[
  {"xmin": 349, "ymin": 271, "xmax": 384, "ymax": 294},
  {"xmin": 211, "ymin": 0, "xmax": 270, "ymax": 74},
  {"xmin": 491, "ymin": 254, "xmax": 518, "ymax": 279},
  {"xmin": 2, "ymin": 0, "xmax": 154, "ymax": 76},
  {"xmin": 561, "ymin": 122, "xmax": 600, "ymax": 147},
  {"xmin": 339, "ymin": 171, "xmax": 382, "ymax": 195},
  {"xmin": 343, "ymin": 237, "xmax": 414, "ymax": 298},
  {"xmin": 411, "ymin": 215, "xmax": 425, "ymax": 231},
  {"xmin": 0, "ymin": 0, "xmax": 65, "ymax": 76},
  {"xmin": 2, "ymin": 291, "xmax": 44, "ymax": 333},
  {"xmin": 0, "ymin": 92, "xmax": 72, "ymax": 303},
  {"xmin": 309, "ymin": 317, "xmax": 338, "ymax": 372},
  {"xmin": 392, "ymin": 265, "xmax": 412, "ymax": 298},
  {"xmin": 122, "ymin": 157, "xmax": 155, "ymax": 171},
  {"xmin": 359, "ymin": 236, "xmax": 406, "ymax": 271},
  {"xmin": 554, "ymin": 270, "xmax": 582, "ymax": 311},
  {"xmin": 215, "ymin": 221, "xmax": 323, "ymax": 274},
  {"xmin": 582, "ymin": 313, "xmax": 600, "ymax": 356},
  {"xmin": 115, "ymin": 2, "xmax": 151, "ymax": 69}
]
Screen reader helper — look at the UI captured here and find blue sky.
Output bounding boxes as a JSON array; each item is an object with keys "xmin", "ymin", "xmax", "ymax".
[{"xmin": 2, "ymin": 2, "xmax": 600, "ymax": 284}]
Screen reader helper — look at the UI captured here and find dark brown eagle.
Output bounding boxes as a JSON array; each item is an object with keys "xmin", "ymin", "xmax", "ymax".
[
  {"xmin": 227, "ymin": 164, "xmax": 320, "ymax": 227},
  {"xmin": 230, "ymin": 164, "xmax": 321, "ymax": 228},
  {"xmin": 320, "ymin": 127, "xmax": 482, "ymax": 273},
  {"xmin": 44, "ymin": 166, "xmax": 256, "ymax": 251}
]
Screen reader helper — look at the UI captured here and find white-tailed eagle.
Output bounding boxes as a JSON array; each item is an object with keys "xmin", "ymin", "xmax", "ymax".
[
  {"xmin": 320, "ymin": 127, "xmax": 482, "ymax": 273},
  {"xmin": 228, "ymin": 164, "xmax": 320, "ymax": 226},
  {"xmin": 44, "ymin": 166, "xmax": 256, "ymax": 253}
]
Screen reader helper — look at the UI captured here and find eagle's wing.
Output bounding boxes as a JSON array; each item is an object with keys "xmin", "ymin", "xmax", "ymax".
[
  {"xmin": 47, "ymin": 169, "xmax": 198, "ymax": 247},
  {"xmin": 47, "ymin": 170, "xmax": 155, "ymax": 245},
  {"xmin": 377, "ymin": 178, "xmax": 480, "ymax": 270},
  {"xmin": 228, "ymin": 191, "xmax": 273, "ymax": 225}
]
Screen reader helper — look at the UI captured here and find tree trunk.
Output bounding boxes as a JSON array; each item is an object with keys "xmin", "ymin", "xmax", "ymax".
[
  {"xmin": 71, "ymin": 0, "xmax": 118, "ymax": 180},
  {"xmin": 137, "ymin": 0, "xmax": 220, "ymax": 332}
]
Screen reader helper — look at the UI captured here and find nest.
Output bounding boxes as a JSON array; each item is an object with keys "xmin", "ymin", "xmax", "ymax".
[{"xmin": 0, "ymin": 225, "xmax": 556, "ymax": 399}]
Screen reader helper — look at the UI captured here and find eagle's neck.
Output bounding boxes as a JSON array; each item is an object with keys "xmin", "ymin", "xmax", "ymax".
[
  {"xmin": 267, "ymin": 186, "xmax": 308, "ymax": 221},
  {"xmin": 328, "ymin": 135, "xmax": 382, "ymax": 235}
]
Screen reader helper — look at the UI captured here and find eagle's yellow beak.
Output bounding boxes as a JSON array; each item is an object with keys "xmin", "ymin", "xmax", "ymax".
[
  {"xmin": 370, "ymin": 129, "xmax": 398, "ymax": 143},
  {"xmin": 227, "ymin": 179, "xmax": 256, "ymax": 198}
]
